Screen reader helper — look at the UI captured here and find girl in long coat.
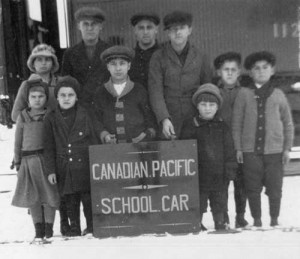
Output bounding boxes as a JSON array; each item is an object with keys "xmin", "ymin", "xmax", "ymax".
[
  {"xmin": 12, "ymin": 79, "xmax": 60, "ymax": 242},
  {"xmin": 43, "ymin": 76, "xmax": 100, "ymax": 236}
]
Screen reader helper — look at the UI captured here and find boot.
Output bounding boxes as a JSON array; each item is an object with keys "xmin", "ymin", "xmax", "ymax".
[
  {"xmin": 214, "ymin": 221, "xmax": 226, "ymax": 231},
  {"xmin": 270, "ymin": 217, "xmax": 278, "ymax": 227},
  {"xmin": 253, "ymin": 218, "xmax": 262, "ymax": 227},
  {"xmin": 45, "ymin": 223, "xmax": 54, "ymax": 239},
  {"xmin": 235, "ymin": 213, "xmax": 249, "ymax": 228},
  {"xmin": 34, "ymin": 222, "xmax": 45, "ymax": 239},
  {"xmin": 59, "ymin": 199, "xmax": 70, "ymax": 236}
]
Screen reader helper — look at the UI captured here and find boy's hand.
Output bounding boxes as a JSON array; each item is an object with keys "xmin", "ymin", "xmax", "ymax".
[
  {"xmin": 282, "ymin": 150, "xmax": 290, "ymax": 165},
  {"xmin": 48, "ymin": 174, "xmax": 57, "ymax": 185},
  {"xmin": 162, "ymin": 118, "xmax": 175, "ymax": 139},
  {"xmin": 236, "ymin": 151, "xmax": 243, "ymax": 164},
  {"xmin": 104, "ymin": 134, "xmax": 117, "ymax": 144}
]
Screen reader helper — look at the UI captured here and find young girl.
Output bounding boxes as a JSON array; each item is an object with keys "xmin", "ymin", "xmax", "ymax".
[
  {"xmin": 43, "ymin": 76, "xmax": 100, "ymax": 236},
  {"xmin": 11, "ymin": 79, "xmax": 60, "ymax": 242},
  {"xmin": 11, "ymin": 43, "xmax": 59, "ymax": 122}
]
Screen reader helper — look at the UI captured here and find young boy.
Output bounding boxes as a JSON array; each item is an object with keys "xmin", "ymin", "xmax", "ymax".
[
  {"xmin": 214, "ymin": 52, "xmax": 248, "ymax": 228},
  {"xmin": 43, "ymin": 76, "xmax": 100, "ymax": 236},
  {"xmin": 181, "ymin": 83, "xmax": 237, "ymax": 231},
  {"xmin": 93, "ymin": 45, "xmax": 157, "ymax": 144},
  {"xmin": 232, "ymin": 51, "xmax": 294, "ymax": 227},
  {"xmin": 148, "ymin": 10, "xmax": 211, "ymax": 139}
]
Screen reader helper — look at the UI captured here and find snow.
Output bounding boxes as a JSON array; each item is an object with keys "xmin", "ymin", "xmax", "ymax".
[{"xmin": 1, "ymin": 125, "xmax": 300, "ymax": 259}]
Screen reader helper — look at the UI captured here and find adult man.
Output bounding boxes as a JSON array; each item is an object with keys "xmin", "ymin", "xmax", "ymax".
[
  {"xmin": 129, "ymin": 13, "xmax": 160, "ymax": 89},
  {"xmin": 148, "ymin": 11, "xmax": 212, "ymax": 139},
  {"xmin": 61, "ymin": 6, "xmax": 110, "ymax": 107}
]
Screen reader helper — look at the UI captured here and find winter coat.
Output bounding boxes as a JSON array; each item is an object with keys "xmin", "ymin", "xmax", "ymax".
[
  {"xmin": 11, "ymin": 74, "xmax": 58, "ymax": 122},
  {"xmin": 232, "ymin": 86, "xmax": 294, "ymax": 154},
  {"xmin": 148, "ymin": 41, "xmax": 212, "ymax": 136},
  {"xmin": 93, "ymin": 78, "xmax": 157, "ymax": 143},
  {"xmin": 61, "ymin": 40, "xmax": 110, "ymax": 107},
  {"xmin": 43, "ymin": 105, "xmax": 100, "ymax": 195},
  {"xmin": 181, "ymin": 115, "xmax": 237, "ymax": 191},
  {"xmin": 128, "ymin": 42, "xmax": 160, "ymax": 89},
  {"xmin": 12, "ymin": 108, "xmax": 60, "ymax": 208}
]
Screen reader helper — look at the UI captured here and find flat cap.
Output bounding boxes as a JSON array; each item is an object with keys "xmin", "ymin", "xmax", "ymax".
[
  {"xmin": 214, "ymin": 52, "xmax": 242, "ymax": 70},
  {"xmin": 192, "ymin": 83, "xmax": 223, "ymax": 107},
  {"xmin": 54, "ymin": 76, "xmax": 81, "ymax": 98},
  {"xmin": 75, "ymin": 6, "xmax": 106, "ymax": 23},
  {"xmin": 130, "ymin": 13, "xmax": 160, "ymax": 26},
  {"xmin": 163, "ymin": 11, "xmax": 193, "ymax": 30},
  {"xmin": 100, "ymin": 45, "xmax": 135, "ymax": 63},
  {"xmin": 244, "ymin": 51, "xmax": 276, "ymax": 70}
]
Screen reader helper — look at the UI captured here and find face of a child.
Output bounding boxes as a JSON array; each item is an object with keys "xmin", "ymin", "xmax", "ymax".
[
  {"xmin": 107, "ymin": 58, "xmax": 131, "ymax": 84},
  {"xmin": 197, "ymin": 101, "xmax": 218, "ymax": 120},
  {"xmin": 134, "ymin": 20, "xmax": 158, "ymax": 47},
  {"xmin": 167, "ymin": 24, "xmax": 192, "ymax": 47},
  {"xmin": 28, "ymin": 91, "xmax": 47, "ymax": 110},
  {"xmin": 33, "ymin": 56, "xmax": 53, "ymax": 75},
  {"xmin": 250, "ymin": 60, "xmax": 275, "ymax": 85},
  {"xmin": 217, "ymin": 61, "xmax": 241, "ymax": 86},
  {"xmin": 78, "ymin": 19, "xmax": 103, "ymax": 43},
  {"xmin": 57, "ymin": 87, "xmax": 77, "ymax": 110}
]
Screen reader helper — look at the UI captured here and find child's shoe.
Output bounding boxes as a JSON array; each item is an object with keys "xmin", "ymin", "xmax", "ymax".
[
  {"xmin": 253, "ymin": 218, "xmax": 262, "ymax": 227},
  {"xmin": 235, "ymin": 213, "xmax": 249, "ymax": 228},
  {"xmin": 270, "ymin": 217, "xmax": 279, "ymax": 227},
  {"xmin": 45, "ymin": 223, "xmax": 54, "ymax": 239},
  {"xmin": 34, "ymin": 222, "xmax": 45, "ymax": 239}
]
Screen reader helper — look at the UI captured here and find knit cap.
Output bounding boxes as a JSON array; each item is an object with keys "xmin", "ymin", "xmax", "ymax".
[
  {"xmin": 192, "ymin": 83, "xmax": 223, "ymax": 107},
  {"xmin": 27, "ymin": 44, "xmax": 59, "ymax": 73},
  {"xmin": 54, "ymin": 76, "xmax": 81, "ymax": 98}
]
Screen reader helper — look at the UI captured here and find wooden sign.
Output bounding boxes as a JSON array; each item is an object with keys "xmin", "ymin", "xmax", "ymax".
[{"xmin": 89, "ymin": 140, "xmax": 200, "ymax": 238}]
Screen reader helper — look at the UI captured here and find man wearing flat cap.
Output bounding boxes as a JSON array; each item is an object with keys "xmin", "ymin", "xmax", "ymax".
[
  {"xmin": 129, "ymin": 12, "xmax": 160, "ymax": 89},
  {"xmin": 148, "ymin": 10, "xmax": 212, "ymax": 139},
  {"xmin": 61, "ymin": 6, "xmax": 110, "ymax": 108}
]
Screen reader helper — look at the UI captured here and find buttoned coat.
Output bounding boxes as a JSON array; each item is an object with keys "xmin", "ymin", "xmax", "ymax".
[
  {"xmin": 148, "ymin": 42, "xmax": 212, "ymax": 136},
  {"xmin": 61, "ymin": 40, "xmax": 110, "ymax": 106},
  {"xmin": 43, "ymin": 105, "xmax": 100, "ymax": 195}
]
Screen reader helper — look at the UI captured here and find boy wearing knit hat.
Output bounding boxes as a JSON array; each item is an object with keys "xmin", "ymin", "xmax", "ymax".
[
  {"xmin": 148, "ymin": 10, "xmax": 211, "ymax": 139},
  {"xmin": 129, "ymin": 12, "xmax": 160, "ymax": 89},
  {"xmin": 94, "ymin": 45, "xmax": 157, "ymax": 144},
  {"xmin": 12, "ymin": 44, "xmax": 59, "ymax": 122},
  {"xmin": 214, "ymin": 52, "xmax": 249, "ymax": 229},
  {"xmin": 181, "ymin": 83, "xmax": 237, "ymax": 232},
  {"xmin": 61, "ymin": 6, "xmax": 110, "ymax": 107},
  {"xmin": 43, "ymin": 76, "xmax": 100, "ymax": 236},
  {"xmin": 232, "ymin": 51, "xmax": 294, "ymax": 228}
]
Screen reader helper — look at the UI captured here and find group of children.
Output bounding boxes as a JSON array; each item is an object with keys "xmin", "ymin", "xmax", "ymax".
[{"xmin": 11, "ymin": 9, "xmax": 294, "ymax": 242}]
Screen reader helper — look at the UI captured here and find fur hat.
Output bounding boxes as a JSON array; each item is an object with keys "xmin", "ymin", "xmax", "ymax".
[
  {"xmin": 54, "ymin": 76, "xmax": 81, "ymax": 98},
  {"xmin": 244, "ymin": 51, "xmax": 276, "ymax": 70},
  {"xmin": 101, "ymin": 45, "xmax": 135, "ymax": 63},
  {"xmin": 27, "ymin": 78, "xmax": 49, "ymax": 101},
  {"xmin": 214, "ymin": 52, "xmax": 242, "ymax": 70},
  {"xmin": 27, "ymin": 44, "xmax": 59, "ymax": 73},
  {"xmin": 192, "ymin": 83, "xmax": 223, "ymax": 107},
  {"xmin": 130, "ymin": 13, "xmax": 160, "ymax": 26},
  {"xmin": 163, "ymin": 11, "xmax": 193, "ymax": 30},
  {"xmin": 75, "ymin": 6, "xmax": 106, "ymax": 23}
]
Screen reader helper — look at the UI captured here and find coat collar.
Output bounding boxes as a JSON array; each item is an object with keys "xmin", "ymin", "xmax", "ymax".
[
  {"xmin": 193, "ymin": 114, "xmax": 223, "ymax": 127},
  {"xmin": 104, "ymin": 77, "xmax": 134, "ymax": 99}
]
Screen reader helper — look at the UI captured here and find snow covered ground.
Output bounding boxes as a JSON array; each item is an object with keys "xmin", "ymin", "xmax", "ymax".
[{"xmin": 0, "ymin": 125, "xmax": 300, "ymax": 259}]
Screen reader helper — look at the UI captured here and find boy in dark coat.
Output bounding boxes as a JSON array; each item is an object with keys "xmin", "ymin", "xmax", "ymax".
[
  {"xmin": 181, "ymin": 83, "xmax": 237, "ymax": 231},
  {"xmin": 43, "ymin": 76, "xmax": 100, "ymax": 236},
  {"xmin": 94, "ymin": 45, "xmax": 157, "ymax": 144},
  {"xmin": 232, "ymin": 51, "xmax": 294, "ymax": 227},
  {"xmin": 214, "ymin": 52, "xmax": 248, "ymax": 228}
]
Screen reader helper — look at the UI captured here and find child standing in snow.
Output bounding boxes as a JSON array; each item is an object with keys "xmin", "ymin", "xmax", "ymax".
[
  {"xmin": 181, "ymin": 83, "xmax": 237, "ymax": 231},
  {"xmin": 12, "ymin": 79, "xmax": 60, "ymax": 242}
]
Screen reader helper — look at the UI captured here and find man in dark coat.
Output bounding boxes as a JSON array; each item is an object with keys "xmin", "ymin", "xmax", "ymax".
[
  {"xmin": 148, "ymin": 11, "xmax": 212, "ymax": 139},
  {"xmin": 61, "ymin": 6, "xmax": 110, "ymax": 107},
  {"xmin": 128, "ymin": 12, "xmax": 160, "ymax": 89}
]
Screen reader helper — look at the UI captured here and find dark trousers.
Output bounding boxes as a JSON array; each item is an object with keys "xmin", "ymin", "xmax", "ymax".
[
  {"xmin": 200, "ymin": 190, "xmax": 226, "ymax": 222},
  {"xmin": 64, "ymin": 192, "xmax": 93, "ymax": 232},
  {"xmin": 242, "ymin": 152, "xmax": 283, "ymax": 219}
]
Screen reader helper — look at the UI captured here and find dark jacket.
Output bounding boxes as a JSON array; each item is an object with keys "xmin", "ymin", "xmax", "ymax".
[
  {"xmin": 43, "ymin": 105, "xmax": 100, "ymax": 195},
  {"xmin": 129, "ymin": 42, "xmax": 160, "ymax": 89},
  {"xmin": 61, "ymin": 40, "xmax": 110, "ymax": 106},
  {"xmin": 93, "ymin": 78, "xmax": 157, "ymax": 143},
  {"xmin": 148, "ymin": 42, "xmax": 212, "ymax": 136},
  {"xmin": 181, "ymin": 116, "xmax": 237, "ymax": 191}
]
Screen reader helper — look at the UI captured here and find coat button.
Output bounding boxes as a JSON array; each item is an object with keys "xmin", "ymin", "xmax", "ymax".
[
  {"xmin": 68, "ymin": 150, "xmax": 71, "ymax": 153},
  {"xmin": 79, "ymin": 132, "xmax": 83, "ymax": 136},
  {"xmin": 68, "ymin": 144, "xmax": 71, "ymax": 147},
  {"xmin": 69, "ymin": 158, "xmax": 73, "ymax": 162},
  {"xmin": 78, "ymin": 158, "xmax": 82, "ymax": 162}
]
